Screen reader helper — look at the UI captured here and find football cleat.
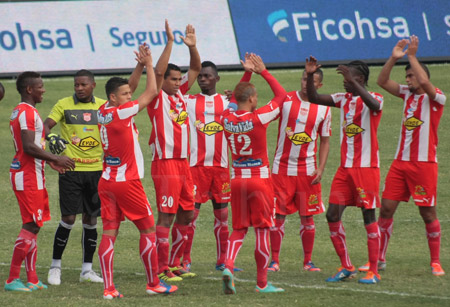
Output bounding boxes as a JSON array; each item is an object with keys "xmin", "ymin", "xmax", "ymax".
[
  {"xmin": 158, "ymin": 270, "xmax": 182, "ymax": 282},
  {"xmin": 170, "ymin": 266, "xmax": 196, "ymax": 278},
  {"xmin": 26, "ymin": 280, "xmax": 48, "ymax": 291},
  {"xmin": 303, "ymin": 261, "xmax": 321, "ymax": 272},
  {"xmin": 146, "ymin": 281, "xmax": 178, "ymax": 295},
  {"xmin": 358, "ymin": 261, "xmax": 386, "ymax": 272},
  {"xmin": 80, "ymin": 270, "xmax": 103, "ymax": 283},
  {"xmin": 4, "ymin": 279, "xmax": 31, "ymax": 292},
  {"xmin": 431, "ymin": 263, "xmax": 445, "ymax": 276},
  {"xmin": 47, "ymin": 267, "xmax": 61, "ymax": 286},
  {"xmin": 222, "ymin": 268, "xmax": 236, "ymax": 295},
  {"xmin": 103, "ymin": 289, "xmax": 123, "ymax": 299},
  {"xmin": 358, "ymin": 271, "xmax": 381, "ymax": 284},
  {"xmin": 326, "ymin": 266, "xmax": 357, "ymax": 282},
  {"xmin": 215, "ymin": 264, "xmax": 243, "ymax": 272},
  {"xmin": 267, "ymin": 260, "xmax": 280, "ymax": 272},
  {"xmin": 255, "ymin": 282, "xmax": 285, "ymax": 293},
  {"xmin": 182, "ymin": 261, "xmax": 191, "ymax": 272}
]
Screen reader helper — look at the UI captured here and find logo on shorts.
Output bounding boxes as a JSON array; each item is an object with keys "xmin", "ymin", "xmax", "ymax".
[
  {"xmin": 10, "ymin": 158, "xmax": 21, "ymax": 170},
  {"xmin": 345, "ymin": 123, "xmax": 364, "ymax": 137},
  {"xmin": 308, "ymin": 194, "xmax": 318, "ymax": 206},
  {"xmin": 169, "ymin": 110, "xmax": 188, "ymax": 125},
  {"xmin": 195, "ymin": 120, "xmax": 224, "ymax": 136},
  {"xmin": 357, "ymin": 187, "xmax": 367, "ymax": 199},
  {"xmin": 414, "ymin": 185, "xmax": 426, "ymax": 196},
  {"xmin": 222, "ymin": 182, "xmax": 231, "ymax": 194},
  {"xmin": 286, "ymin": 127, "xmax": 312, "ymax": 145},
  {"xmin": 404, "ymin": 116, "xmax": 423, "ymax": 131}
]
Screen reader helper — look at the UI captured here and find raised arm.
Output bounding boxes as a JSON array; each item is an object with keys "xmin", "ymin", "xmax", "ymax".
[
  {"xmin": 407, "ymin": 35, "xmax": 437, "ymax": 99},
  {"xmin": 136, "ymin": 46, "xmax": 157, "ymax": 111},
  {"xmin": 305, "ymin": 56, "xmax": 335, "ymax": 107},
  {"xmin": 155, "ymin": 19, "xmax": 174, "ymax": 92},
  {"xmin": 250, "ymin": 54, "xmax": 286, "ymax": 99},
  {"xmin": 376, "ymin": 39, "xmax": 407, "ymax": 97},
  {"xmin": 181, "ymin": 24, "xmax": 201, "ymax": 89}
]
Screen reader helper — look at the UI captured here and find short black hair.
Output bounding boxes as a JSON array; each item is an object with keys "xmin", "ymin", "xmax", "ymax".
[
  {"xmin": 164, "ymin": 63, "xmax": 181, "ymax": 79},
  {"xmin": 16, "ymin": 71, "xmax": 41, "ymax": 94},
  {"xmin": 75, "ymin": 69, "xmax": 95, "ymax": 82},
  {"xmin": 405, "ymin": 62, "xmax": 430, "ymax": 78},
  {"xmin": 201, "ymin": 61, "xmax": 218, "ymax": 75},
  {"xmin": 105, "ymin": 77, "xmax": 128, "ymax": 100},
  {"xmin": 347, "ymin": 60, "xmax": 370, "ymax": 86}
]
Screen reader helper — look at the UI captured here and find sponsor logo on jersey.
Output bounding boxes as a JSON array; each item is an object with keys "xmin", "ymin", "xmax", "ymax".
[
  {"xmin": 267, "ymin": 9, "xmax": 289, "ymax": 42},
  {"xmin": 345, "ymin": 123, "xmax": 364, "ymax": 137},
  {"xmin": 169, "ymin": 110, "xmax": 188, "ymax": 125},
  {"xmin": 10, "ymin": 109, "xmax": 19, "ymax": 120},
  {"xmin": 414, "ymin": 185, "xmax": 426, "ymax": 196},
  {"xmin": 105, "ymin": 155, "xmax": 121, "ymax": 166},
  {"xmin": 308, "ymin": 194, "xmax": 318, "ymax": 205},
  {"xmin": 196, "ymin": 120, "xmax": 224, "ymax": 136},
  {"xmin": 404, "ymin": 116, "xmax": 423, "ymax": 131},
  {"xmin": 221, "ymin": 182, "xmax": 231, "ymax": 194},
  {"xmin": 10, "ymin": 158, "xmax": 21, "ymax": 170},
  {"xmin": 224, "ymin": 118, "xmax": 254, "ymax": 133},
  {"xmin": 71, "ymin": 134, "xmax": 100, "ymax": 151},
  {"xmin": 286, "ymin": 127, "xmax": 313, "ymax": 145},
  {"xmin": 233, "ymin": 157, "xmax": 262, "ymax": 168},
  {"xmin": 83, "ymin": 127, "xmax": 95, "ymax": 132},
  {"xmin": 83, "ymin": 113, "xmax": 92, "ymax": 122},
  {"xmin": 97, "ymin": 111, "xmax": 113, "ymax": 124}
]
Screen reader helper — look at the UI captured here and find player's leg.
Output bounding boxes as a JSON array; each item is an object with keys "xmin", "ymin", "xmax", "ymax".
[
  {"xmin": 300, "ymin": 215, "xmax": 320, "ymax": 271},
  {"xmin": 269, "ymin": 214, "xmax": 285, "ymax": 272},
  {"xmin": 378, "ymin": 198, "xmax": 399, "ymax": 267},
  {"xmin": 359, "ymin": 208, "xmax": 381, "ymax": 284},
  {"xmin": 182, "ymin": 202, "xmax": 200, "ymax": 270},
  {"xmin": 156, "ymin": 212, "xmax": 179, "ymax": 280},
  {"xmin": 212, "ymin": 200, "xmax": 230, "ymax": 270},
  {"xmin": 419, "ymin": 206, "xmax": 444, "ymax": 275}
]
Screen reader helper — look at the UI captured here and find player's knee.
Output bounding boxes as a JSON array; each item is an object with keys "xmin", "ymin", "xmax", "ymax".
[{"xmin": 62, "ymin": 215, "xmax": 76, "ymax": 225}]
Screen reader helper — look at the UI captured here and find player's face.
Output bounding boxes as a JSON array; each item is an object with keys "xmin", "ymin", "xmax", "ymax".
[
  {"xmin": 342, "ymin": 67, "xmax": 362, "ymax": 94},
  {"xmin": 405, "ymin": 69, "xmax": 420, "ymax": 92},
  {"xmin": 112, "ymin": 84, "xmax": 132, "ymax": 105},
  {"xmin": 300, "ymin": 71, "xmax": 322, "ymax": 96},
  {"xmin": 197, "ymin": 67, "xmax": 219, "ymax": 92},
  {"xmin": 162, "ymin": 70, "xmax": 182, "ymax": 96},
  {"xmin": 29, "ymin": 78, "xmax": 45, "ymax": 104},
  {"xmin": 74, "ymin": 76, "xmax": 96, "ymax": 102}
]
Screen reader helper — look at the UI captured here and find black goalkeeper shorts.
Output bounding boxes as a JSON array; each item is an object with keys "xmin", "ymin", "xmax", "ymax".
[{"xmin": 58, "ymin": 171, "xmax": 102, "ymax": 216}]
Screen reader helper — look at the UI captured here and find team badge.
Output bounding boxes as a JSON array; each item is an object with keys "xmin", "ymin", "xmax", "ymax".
[
  {"xmin": 403, "ymin": 116, "xmax": 424, "ymax": 131},
  {"xmin": 221, "ymin": 182, "xmax": 231, "ymax": 194},
  {"xmin": 357, "ymin": 187, "xmax": 367, "ymax": 198},
  {"xmin": 196, "ymin": 120, "xmax": 224, "ymax": 136},
  {"xmin": 300, "ymin": 107, "xmax": 309, "ymax": 117},
  {"xmin": 414, "ymin": 185, "xmax": 426, "ymax": 196},
  {"xmin": 286, "ymin": 127, "xmax": 312, "ymax": 145},
  {"xmin": 83, "ymin": 113, "xmax": 92, "ymax": 122},
  {"xmin": 308, "ymin": 194, "xmax": 318, "ymax": 206},
  {"xmin": 345, "ymin": 123, "xmax": 364, "ymax": 137}
]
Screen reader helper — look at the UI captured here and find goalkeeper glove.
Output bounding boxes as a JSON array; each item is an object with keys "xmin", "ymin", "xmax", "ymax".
[{"xmin": 46, "ymin": 133, "xmax": 69, "ymax": 154}]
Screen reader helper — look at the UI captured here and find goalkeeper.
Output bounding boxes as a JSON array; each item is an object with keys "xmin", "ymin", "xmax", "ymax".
[{"xmin": 43, "ymin": 70, "xmax": 106, "ymax": 286}]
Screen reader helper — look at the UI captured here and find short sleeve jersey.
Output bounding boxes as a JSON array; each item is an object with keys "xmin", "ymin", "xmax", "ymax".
[
  {"xmin": 331, "ymin": 91, "xmax": 383, "ymax": 168},
  {"xmin": 10, "ymin": 103, "xmax": 46, "ymax": 190},
  {"xmin": 147, "ymin": 74, "xmax": 190, "ymax": 161},
  {"xmin": 221, "ymin": 100, "xmax": 280, "ymax": 179},
  {"xmin": 47, "ymin": 95, "xmax": 106, "ymax": 171},
  {"xmin": 395, "ymin": 85, "xmax": 446, "ymax": 162},
  {"xmin": 186, "ymin": 93, "xmax": 229, "ymax": 168},
  {"xmin": 272, "ymin": 91, "xmax": 331, "ymax": 176},
  {"xmin": 97, "ymin": 100, "xmax": 144, "ymax": 182}
]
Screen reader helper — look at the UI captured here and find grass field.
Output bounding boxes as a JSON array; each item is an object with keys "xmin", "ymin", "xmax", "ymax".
[{"xmin": 0, "ymin": 63, "xmax": 449, "ymax": 307}]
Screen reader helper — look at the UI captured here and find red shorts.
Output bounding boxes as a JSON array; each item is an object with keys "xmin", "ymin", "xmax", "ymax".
[
  {"xmin": 231, "ymin": 177, "xmax": 274, "ymax": 230},
  {"xmin": 14, "ymin": 189, "xmax": 50, "ymax": 227},
  {"xmin": 382, "ymin": 160, "xmax": 437, "ymax": 206},
  {"xmin": 272, "ymin": 173, "xmax": 325, "ymax": 216},
  {"xmin": 151, "ymin": 159, "xmax": 195, "ymax": 213},
  {"xmin": 98, "ymin": 178, "xmax": 154, "ymax": 224},
  {"xmin": 190, "ymin": 166, "xmax": 231, "ymax": 204},
  {"xmin": 329, "ymin": 167, "xmax": 380, "ymax": 208}
]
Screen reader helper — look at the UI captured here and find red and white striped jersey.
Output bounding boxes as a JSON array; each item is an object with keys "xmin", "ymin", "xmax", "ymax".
[
  {"xmin": 272, "ymin": 91, "xmax": 331, "ymax": 176},
  {"xmin": 186, "ymin": 93, "xmax": 229, "ymax": 168},
  {"xmin": 97, "ymin": 100, "xmax": 144, "ymax": 182},
  {"xmin": 221, "ymin": 100, "xmax": 280, "ymax": 179},
  {"xmin": 395, "ymin": 85, "xmax": 446, "ymax": 162},
  {"xmin": 331, "ymin": 91, "xmax": 383, "ymax": 168},
  {"xmin": 147, "ymin": 74, "xmax": 190, "ymax": 161},
  {"xmin": 9, "ymin": 103, "xmax": 46, "ymax": 191}
]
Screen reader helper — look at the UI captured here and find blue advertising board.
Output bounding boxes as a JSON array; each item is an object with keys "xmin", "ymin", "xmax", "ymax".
[{"xmin": 228, "ymin": 0, "xmax": 450, "ymax": 64}]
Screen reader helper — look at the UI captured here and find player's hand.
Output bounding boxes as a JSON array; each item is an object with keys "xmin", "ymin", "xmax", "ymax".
[
  {"xmin": 336, "ymin": 65, "xmax": 354, "ymax": 83},
  {"xmin": 181, "ymin": 24, "xmax": 196, "ymax": 47},
  {"xmin": 406, "ymin": 35, "xmax": 419, "ymax": 57},
  {"xmin": 165, "ymin": 19, "xmax": 174, "ymax": 43},
  {"xmin": 52, "ymin": 156, "xmax": 75, "ymax": 172},
  {"xmin": 47, "ymin": 133, "xmax": 69, "ymax": 155},
  {"xmin": 392, "ymin": 38, "xmax": 409, "ymax": 59},
  {"xmin": 311, "ymin": 169, "xmax": 322, "ymax": 185},
  {"xmin": 249, "ymin": 54, "xmax": 266, "ymax": 74},
  {"xmin": 135, "ymin": 43, "xmax": 152, "ymax": 66},
  {"xmin": 240, "ymin": 52, "xmax": 254, "ymax": 72},
  {"xmin": 224, "ymin": 89, "xmax": 233, "ymax": 101},
  {"xmin": 305, "ymin": 56, "xmax": 321, "ymax": 74}
]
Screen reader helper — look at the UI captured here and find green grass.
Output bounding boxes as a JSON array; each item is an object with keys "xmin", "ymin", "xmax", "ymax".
[{"xmin": 0, "ymin": 63, "xmax": 449, "ymax": 306}]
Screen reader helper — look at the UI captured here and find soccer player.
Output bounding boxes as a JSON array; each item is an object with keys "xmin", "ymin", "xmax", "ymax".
[
  {"xmin": 306, "ymin": 56, "xmax": 384, "ymax": 284},
  {"xmin": 221, "ymin": 54, "xmax": 285, "ymax": 294},
  {"xmin": 6, "ymin": 71, "xmax": 75, "ymax": 292},
  {"xmin": 146, "ymin": 20, "xmax": 201, "ymax": 281},
  {"xmin": 269, "ymin": 68, "xmax": 331, "ymax": 273},
  {"xmin": 45, "ymin": 69, "xmax": 105, "ymax": 285},
  {"xmin": 97, "ymin": 44, "xmax": 177, "ymax": 299},
  {"xmin": 368, "ymin": 35, "xmax": 445, "ymax": 276}
]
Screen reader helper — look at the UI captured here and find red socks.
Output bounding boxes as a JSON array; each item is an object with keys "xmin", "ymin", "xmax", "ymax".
[
  {"xmin": 426, "ymin": 219, "xmax": 441, "ymax": 265},
  {"xmin": 269, "ymin": 218, "xmax": 285, "ymax": 264},
  {"xmin": 300, "ymin": 216, "xmax": 315, "ymax": 265},
  {"xmin": 378, "ymin": 217, "xmax": 393, "ymax": 262},
  {"xmin": 328, "ymin": 221, "xmax": 352, "ymax": 269},
  {"xmin": 213, "ymin": 208, "xmax": 229, "ymax": 265},
  {"xmin": 7, "ymin": 229, "xmax": 36, "ymax": 283},
  {"xmin": 98, "ymin": 234, "xmax": 116, "ymax": 291},
  {"xmin": 140, "ymin": 232, "xmax": 159, "ymax": 287},
  {"xmin": 156, "ymin": 226, "xmax": 170, "ymax": 273},
  {"xmin": 365, "ymin": 222, "xmax": 380, "ymax": 274},
  {"xmin": 183, "ymin": 208, "xmax": 200, "ymax": 264},
  {"xmin": 255, "ymin": 228, "xmax": 270, "ymax": 288},
  {"xmin": 169, "ymin": 223, "xmax": 188, "ymax": 268},
  {"xmin": 225, "ymin": 228, "xmax": 248, "ymax": 271}
]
